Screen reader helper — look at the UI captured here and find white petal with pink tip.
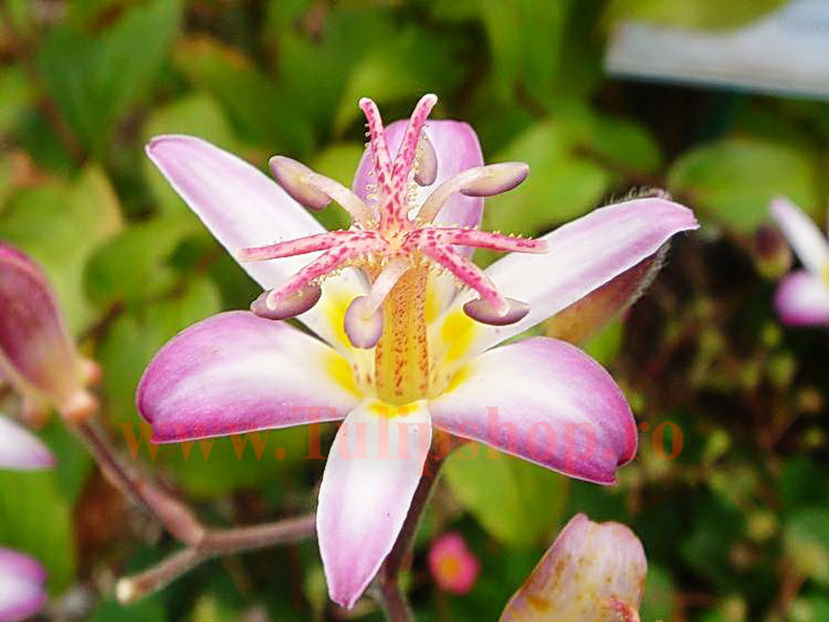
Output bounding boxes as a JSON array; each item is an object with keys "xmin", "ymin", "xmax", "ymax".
[{"xmin": 317, "ymin": 400, "xmax": 432, "ymax": 608}]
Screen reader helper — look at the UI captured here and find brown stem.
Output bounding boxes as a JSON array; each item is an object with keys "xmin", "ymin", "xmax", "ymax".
[
  {"xmin": 116, "ymin": 514, "xmax": 316, "ymax": 603},
  {"xmin": 376, "ymin": 450, "xmax": 447, "ymax": 621}
]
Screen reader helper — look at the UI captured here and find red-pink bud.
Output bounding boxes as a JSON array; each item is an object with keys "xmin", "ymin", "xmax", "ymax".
[{"xmin": 0, "ymin": 243, "xmax": 96, "ymax": 422}]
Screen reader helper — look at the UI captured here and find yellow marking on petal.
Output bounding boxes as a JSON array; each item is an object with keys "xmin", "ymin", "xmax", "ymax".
[
  {"xmin": 823, "ymin": 264, "xmax": 829, "ymax": 287},
  {"xmin": 440, "ymin": 310, "xmax": 477, "ymax": 364},
  {"xmin": 445, "ymin": 363, "xmax": 472, "ymax": 394},
  {"xmin": 320, "ymin": 287, "xmax": 353, "ymax": 350},
  {"xmin": 367, "ymin": 399, "xmax": 419, "ymax": 419},
  {"xmin": 326, "ymin": 352, "xmax": 361, "ymax": 397}
]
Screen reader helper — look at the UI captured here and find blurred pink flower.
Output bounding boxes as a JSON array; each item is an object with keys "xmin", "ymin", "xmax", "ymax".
[
  {"xmin": 428, "ymin": 532, "xmax": 480, "ymax": 595},
  {"xmin": 0, "ymin": 412, "xmax": 53, "ymax": 621},
  {"xmin": 0, "ymin": 243, "xmax": 97, "ymax": 423},
  {"xmin": 139, "ymin": 94, "xmax": 696, "ymax": 608},
  {"xmin": 770, "ymin": 197, "xmax": 829, "ymax": 326},
  {"xmin": 500, "ymin": 513, "xmax": 646, "ymax": 622}
]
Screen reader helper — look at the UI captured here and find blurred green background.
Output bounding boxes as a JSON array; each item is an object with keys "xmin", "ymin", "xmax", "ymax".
[{"xmin": 0, "ymin": 0, "xmax": 828, "ymax": 620}]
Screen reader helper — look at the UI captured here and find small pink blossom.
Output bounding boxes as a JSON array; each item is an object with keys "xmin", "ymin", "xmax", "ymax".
[{"xmin": 428, "ymin": 532, "xmax": 480, "ymax": 595}]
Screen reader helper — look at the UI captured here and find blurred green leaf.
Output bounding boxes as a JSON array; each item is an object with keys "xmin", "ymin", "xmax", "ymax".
[
  {"xmin": 444, "ymin": 443, "xmax": 569, "ymax": 547},
  {"xmin": 607, "ymin": 0, "xmax": 786, "ymax": 30},
  {"xmin": 0, "ymin": 469, "xmax": 75, "ymax": 593},
  {"xmin": 333, "ymin": 26, "xmax": 463, "ymax": 133},
  {"xmin": 0, "ymin": 65, "xmax": 33, "ymax": 135},
  {"xmin": 0, "ymin": 165, "xmax": 124, "ymax": 331},
  {"xmin": 785, "ymin": 508, "xmax": 829, "ymax": 587},
  {"xmin": 85, "ymin": 215, "xmax": 198, "ymax": 307},
  {"xmin": 172, "ymin": 36, "xmax": 313, "ymax": 155},
  {"xmin": 668, "ymin": 137, "xmax": 818, "ymax": 231},
  {"xmin": 640, "ymin": 564, "xmax": 677, "ymax": 622},
  {"xmin": 37, "ymin": 0, "xmax": 181, "ymax": 154}
]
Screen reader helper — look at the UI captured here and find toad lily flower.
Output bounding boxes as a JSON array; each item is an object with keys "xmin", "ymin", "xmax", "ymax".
[
  {"xmin": 139, "ymin": 94, "xmax": 697, "ymax": 608},
  {"xmin": 770, "ymin": 197, "xmax": 829, "ymax": 326},
  {"xmin": 0, "ymin": 413, "xmax": 53, "ymax": 621},
  {"xmin": 500, "ymin": 513, "xmax": 647, "ymax": 622},
  {"xmin": 0, "ymin": 243, "xmax": 97, "ymax": 424}
]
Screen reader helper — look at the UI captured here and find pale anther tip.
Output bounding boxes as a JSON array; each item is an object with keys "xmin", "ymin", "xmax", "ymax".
[{"xmin": 116, "ymin": 578, "xmax": 135, "ymax": 604}]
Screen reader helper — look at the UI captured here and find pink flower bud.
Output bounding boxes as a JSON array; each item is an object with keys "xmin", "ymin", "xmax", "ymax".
[
  {"xmin": 428, "ymin": 532, "xmax": 481, "ymax": 595},
  {"xmin": 0, "ymin": 243, "xmax": 96, "ymax": 422},
  {"xmin": 500, "ymin": 514, "xmax": 646, "ymax": 622}
]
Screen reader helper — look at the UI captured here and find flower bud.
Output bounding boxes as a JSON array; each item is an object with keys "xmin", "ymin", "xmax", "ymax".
[
  {"xmin": 500, "ymin": 513, "xmax": 646, "ymax": 622},
  {"xmin": 0, "ymin": 243, "xmax": 96, "ymax": 423}
]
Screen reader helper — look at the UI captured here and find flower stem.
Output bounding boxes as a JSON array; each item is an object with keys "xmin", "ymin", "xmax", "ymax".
[
  {"xmin": 73, "ymin": 418, "xmax": 317, "ymax": 601},
  {"xmin": 377, "ymin": 449, "xmax": 447, "ymax": 621},
  {"xmin": 116, "ymin": 514, "xmax": 316, "ymax": 603}
]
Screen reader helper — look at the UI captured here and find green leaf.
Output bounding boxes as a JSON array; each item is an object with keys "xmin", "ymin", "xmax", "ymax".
[
  {"xmin": 668, "ymin": 137, "xmax": 818, "ymax": 231},
  {"xmin": 640, "ymin": 564, "xmax": 677, "ymax": 622},
  {"xmin": 0, "ymin": 165, "xmax": 124, "ymax": 331},
  {"xmin": 0, "ymin": 65, "xmax": 33, "ymax": 135},
  {"xmin": 37, "ymin": 0, "xmax": 181, "ymax": 153},
  {"xmin": 485, "ymin": 118, "xmax": 610, "ymax": 235},
  {"xmin": 171, "ymin": 37, "xmax": 313, "ymax": 155},
  {"xmin": 444, "ymin": 443, "xmax": 569, "ymax": 547},
  {"xmin": 85, "ymin": 215, "xmax": 199, "ymax": 307},
  {"xmin": 607, "ymin": 0, "xmax": 787, "ymax": 30},
  {"xmin": 332, "ymin": 26, "xmax": 464, "ymax": 133},
  {"xmin": 0, "ymin": 469, "xmax": 75, "ymax": 593},
  {"xmin": 785, "ymin": 508, "xmax": 829, "ymax": 587}
]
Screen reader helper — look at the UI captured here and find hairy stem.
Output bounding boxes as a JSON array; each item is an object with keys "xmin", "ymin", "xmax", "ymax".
[{"xmin": 376, "ymin": 449, "xmax": 447, "ymax": 621}]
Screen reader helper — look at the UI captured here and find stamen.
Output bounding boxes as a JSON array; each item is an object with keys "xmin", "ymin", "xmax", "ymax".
[
  {"xmin": 270, "ymin": 156, "xmax": 373, "ymax": 227},
  {"xmin": 463, "ymin": 297, "xmax": 529, "ymax": 326},
  {"xmin": 344, "ymin": 259, "xmax": 410, "ymax": 349},
  {"xmin": 251, "ymin": 284, "xmax": 322, "ymax": 320},
  {"xmin": 414, "ymin": 133, "xmax": 438, "ymax": 186},
  {"xmin": 417, "ymin": 162, "xmax": 530, "ymax": 222}
]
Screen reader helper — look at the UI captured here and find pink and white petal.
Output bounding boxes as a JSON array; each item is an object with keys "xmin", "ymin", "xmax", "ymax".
[
  {"xmin": 545, "ymin": 250, "xmax": 665, "ymax": 345},
  {"xmin": 500, "ymin": 514, "xmax": 646, "ymax": 622},
  {"xmin": 0, "ymin": 548, "xmax": 47, "ymax": 622},
  {"xmin": 433, "ymin": 198, "xmax": 698, "ymax": 361},
  {"xmin": 429, "ymin": 337, "xmax": 636, "ymax": 485},
  {"xmin": 770, "ymin": 197, "xmax": 829, "ymax": 277},
  {"xmin": 146, "ymin": 135, "xmax": 367, "ymax": 351},
  {"xmin": 317, "ymin": 400, "xmax": 432, "ymax": 609},
  {"xmin": 0, "ymin": 243, "xmax": 86, "ymax": 412},
  {"xmin": 0, "ymin": 414, "xmax": 55, "ymax": 471},
  {"xmin": 774, "ymin": 270, "xmax": 829, "ymax": 326},
  {"xmin": 137, "ymin": 311, "xmax": 361, "ymax": 442},
  {"xmin": 353, "ymin": 119, "xmax": 485, "ymax": 230}
]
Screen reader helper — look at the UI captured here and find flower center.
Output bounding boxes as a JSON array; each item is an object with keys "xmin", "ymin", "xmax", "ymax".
[{"xmin": 237, "ymin": 94, "xmax": 549, "ymax": 402}]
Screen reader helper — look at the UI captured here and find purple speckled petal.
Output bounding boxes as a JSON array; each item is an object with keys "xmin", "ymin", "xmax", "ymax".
[
  {"xmin": 146, "ymin": 135, "xmax": 367, "ymax": 352},
  {"xmin": 0, "ymin": 548, "xmax": 47, "ymax": 622},
  {"xmin": 429, "ymin": 337, "xmax": 636, "ymax": 485},
  {"xmin": 353, "ymin": 119, "xmax": 485, "ymax": 231},
  {"xmin": 433, "ymin": 198, "xmax": 698, "ymax": 363},
  {"xmin": 774, "ymin": 270, "xmax": 829, "ymax": 327},
  {"xmin": 500, "ymin": 514, "xmax": 646, "ymax": 622},
  {"xmin": 137, "ymin": 312, "xmax": 361, "ymax": 442},
  {"xmin": 317, "ymin": 400, "xmax": 432, "ymax": 609},
  {"xmin": 0, "ymin": 414, "xmax": 55, "ymax": 471},
  {"xmin": 0, "ymin": 243, "xmax": 88, "ymax": 418}
]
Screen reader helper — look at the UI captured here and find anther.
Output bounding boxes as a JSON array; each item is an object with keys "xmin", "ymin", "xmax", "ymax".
[
  {"xmin": 251, "ymin": 284, "xmax": 322, "ymax": 320},
  {"xmin": 414, "ymin": 133, "xmax": 438, "ymax": 186},
  {"xmin": 463, "ymin": 297, "xmax": 530, "ymax": 326},
  {"xmin": 344, "ymin": 296, "xmax": 384, "ymax": 349}
]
